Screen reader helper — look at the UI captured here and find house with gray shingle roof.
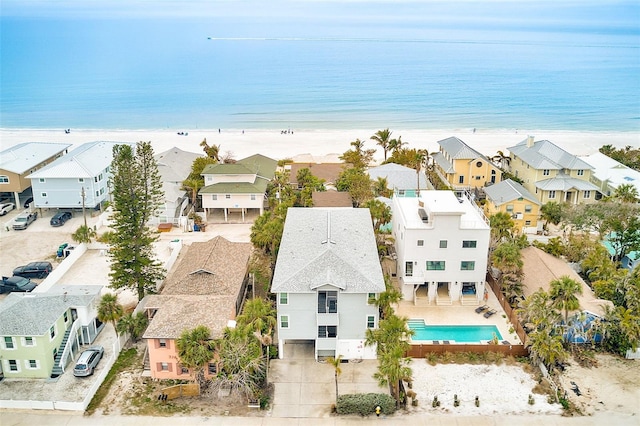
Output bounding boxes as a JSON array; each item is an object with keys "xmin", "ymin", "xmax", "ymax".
[
  {"xmin": 141, "ymin": 236, "xmax": 252, "ymax": 380},
  {"xmin": 0, "ymin": 285, "xmax": 103, "ymax": 379},
  {"xmin": 199, "ymin": 154, "xmax": 277, "ymax": 222},
  {"xmin": 0, "ymin": 142, "xmax": 71, "ymax": 207},
  {"xmin": 366, "ymin": 163, "xmax": 432, "ymax": 197},
  {"xmin": 507, "ymin": 136, "xmax": 598, "ymax": 205},
  {"xmin": 432, "ymin": 136, "xmax": 502, "ymax": 192},
  {"xmin": 154, "ymin": 147, "xmax": 203, "ymax": 225},
  {"xmin": 484, "ymin": 179, "xmax": 542, "ymax": 234},
  {"xmin": 271, "ymin": 208, "xmax": 385, "ymax": 360},
  {"xmin": 27, "ymin": 141, "xmax": 134, "ymax": 210}
]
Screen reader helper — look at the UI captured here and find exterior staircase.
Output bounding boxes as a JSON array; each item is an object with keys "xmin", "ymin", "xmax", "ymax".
[{"xmin": 50, "ymin": 328, "xmax": 73, "ymax": 378}]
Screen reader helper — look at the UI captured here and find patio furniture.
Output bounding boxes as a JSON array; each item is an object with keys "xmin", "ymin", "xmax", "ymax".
[
  {"xmin": 483, "ymin": 309, "xmax": 497, "ymax": 318},
  {"xmin": 475, "ymin": 304, "xmax": 489, "ymax": 313}
]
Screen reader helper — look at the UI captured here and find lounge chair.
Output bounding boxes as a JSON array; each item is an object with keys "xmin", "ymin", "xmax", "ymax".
[
  {"xmin": 483, "ymin": 309, "xmax": 497, "ymax": 318},
  {"xmin": 475, "ymin": 304, "xmax": 489, "ymax": 313}
]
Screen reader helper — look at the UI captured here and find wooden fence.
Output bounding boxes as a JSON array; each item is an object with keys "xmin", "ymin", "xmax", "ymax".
[
  {"xmin": 485, "ymin": 272, "xmax": 528, "ymax": 346},
  {"xmin": 160, "ymin": 383, "xmax": 200, "ymax": 401}
]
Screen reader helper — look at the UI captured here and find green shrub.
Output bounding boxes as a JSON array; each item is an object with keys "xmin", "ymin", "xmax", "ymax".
[{"xmin": 336, "ymin": 393, "xmax": 396, "ymax": 416}]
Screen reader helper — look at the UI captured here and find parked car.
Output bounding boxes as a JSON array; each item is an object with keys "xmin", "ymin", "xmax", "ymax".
[
  {"xmin": 12, "ymin": 261, "xmax": 53, "ymax": 279},
  {"xmin": 73, "ymin": 346, "xmax": 104, "ymax": 377},
  {"xmin": 50, "ymin": 211, "xmax": 72, "ymax": 227},
  {"xmin": 0, "ymin": 276, "xmax": 36, "ymax": 294},
  {"xmin": 23, "ymin": 197, "xmax": 33, "ymax": 208},
  {"xmin": 0, "ymin": 202, "xmax": 15, "ymax": 216},
  {"xmin": 12, "ymin": 211, "xmax": 38, "ymax": 230}
]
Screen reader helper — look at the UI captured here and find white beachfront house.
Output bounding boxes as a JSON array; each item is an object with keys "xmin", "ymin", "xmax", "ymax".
[
  {"xmin": 271, "ymin": 208, "xmax": 385, "ymax": 360},
  {"xmin": 392, "ymin": 190, "xmax": 490, "ymax": 305}
]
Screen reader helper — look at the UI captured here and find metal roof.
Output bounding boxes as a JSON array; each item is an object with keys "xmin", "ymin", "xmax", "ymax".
[
  {"xmin": 534, "ymin": 174, "xmax": 599, "ymax": 191},
  {"xmin": 27, "ymin": 141, "xmax": 133, "ymax": 179},
  {"xmin": 484, "ymin": 179, "xmax": 540, "ymax": 206},
  {"xmin": 437, "ymin": 136, "xmax": 489, "ymax": 160},
  {"xmin": 271, "ymin": 208, "xmax": 385, "ymax": 294},
  {"xmin": 367, "ymin": 163, "xmax": 429, "ymax": 190},
  {"xmin": 0, "ymin": 142, "xmax": 71, "ymax": 174},
  {"xmin": 508, "ymin": 139, "xmax": 593, "ymax": 170}
]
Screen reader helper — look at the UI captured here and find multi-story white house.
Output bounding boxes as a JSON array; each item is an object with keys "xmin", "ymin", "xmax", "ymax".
[
  {"xmin": 27, "ymin": 141, "xmax": 133, "ymax": 210},
  {"xmin": 271, "ymin": 208, "xmax": 385, "ymax": 360},
  {"xmin": 392, "ymin": 190, "xmax": 490, "ymax": 305},
  {"xmin": 199, "ymin": 154, "xmax": 277, "ymax": 222}
]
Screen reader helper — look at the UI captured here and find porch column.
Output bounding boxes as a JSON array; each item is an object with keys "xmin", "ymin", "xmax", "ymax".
[
  {"xmin": 224, "ymin": 208, "xmax": 228, "ymax": 222},
  {"xmin": 278, "ymin": 339, "xmax": 284, "ymax": 359},
  {"xmin": 242, "ymin": 208, "xmax": 245, "ymax": 223}
]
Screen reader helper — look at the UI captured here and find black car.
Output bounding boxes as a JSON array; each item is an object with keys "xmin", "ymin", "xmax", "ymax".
[
  {"xmin": 50, "ymin": 211, "xmax": 72, "ymax": 227},
  {"xmin": 12, "ymin": 261, "xmax": 53, "ymax": 279},
  {"xmin": 0, "ymin": 276, "xmax": 36, "ymax": 293}
]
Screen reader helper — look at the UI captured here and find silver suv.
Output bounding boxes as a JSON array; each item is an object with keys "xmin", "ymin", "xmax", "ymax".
[
  {"xmin": 12, "ymin": 211, "xmax": 38, "ymax": 230},
  {"xmin": 73, "ymin": 346, "xmax": 104, "ymax": 377}
]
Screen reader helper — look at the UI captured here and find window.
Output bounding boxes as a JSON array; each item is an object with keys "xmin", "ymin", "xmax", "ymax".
[
  {"xmin": 94, "ymin": 176, "xmax": 98, "ymax": 183},
  {"xmin": 584, "ymin": 190, "xmax": 591, "ymax": 199},
  {"xmin": 251, "ymin": 194, "xmax": 256, "ymax": 200},
  {"xmin": 212, "ymin": 194, "xmax": 217, "ymax": 200},
  {"xmin": 462, "ymin": 240, "xmax": 477, "ymax": 248},
  {"xmin": 549, "ymin": 190, "xmax": 556, "ymax": 199},
  {"xmin": 398, "ymin": 190, "xmax": 405, "ymax": 196},
  {"xmin": 38, "ymin": 178, "xmax": 46, "ymax": 183},
  {"xmin": 476, "ymin": 161, "xmax": 483, "ymax": 168},
  {"xmin": 0, "ymin": 175, "xmax": 8, "ymax": 183},
  {"xmin": 461, "ymin": 261, "xmax": 475, "ymax": 271},
  {"xmin": 318, "ymin": 291, "xmax": 338, "ymax": 313},
  {"xmin": 24, "ymin": 337, "xmax": 34, "ymax": 346},
  {"xmin": 95, "ymin": 190, "xmax": 100, "ymax": 197},
  {"xmin": 100, "ymin": 187, "xmax": 105, "ymax": 195},
  {"xmin": 28, "ymin": 359, "xmax": 38, "ymax": 369},
  {"xmin": 506, "ymin": 204, "xmax": 514, "ymax": 212},
  {"xmin": 159, "ymin": 339, "xmax": 167, "ymax": 348},
  {"xmin": 417, "ymin": 240, "xmax": 424, "ymax": 247},
  {"xmin": 9, "ymin": 360, "xmax": 18, "ymax": 372},
  {"xmin": 525, "ymin": 205, "xmax": 532, "ymax": 213},
  {"xmin": 543, "ymin": 169, "xmax": 550, "ymax": 176},
  {"xmin": 208, "ymin": 363, "xmax": 217, "ymax": 374},
  {"xmin": 458, "ymin": 176, "xmax": 464, "ymax": 184},
  {"xmin": 367, "ymin": 293, "xmax": 376, "ymax": 304},
  {"xmin": 280, "ymin": 315, "xmax": 289, "ymax": 328},
  {"xmin": 318, "ymin": 325, "xmax": 337, "ymax": 338},
  {"xmin": 525, "ymin": 220, "xmax": 531, "ymax": 226},
  {"xmin": 78, "ymin": 178, "xmax": 84, "ymax": 183},
  {"xmin": 64, "ymin": 311, "xmax": 68, "ymax": 323},
  {"xmin": 179, "ymin": 365, "xmax": 189, "ymax": 375},
  {"xmin": 475, "ymin": 176, "xmax": 481, "ymax": 180},
  {"xmin": 577, "ymin": 169, "xmax": 584, "ymax": 176},
  {"xmin": 41, "ymin": 192, "xmax": 48, "ymax": 198},
  {"xmin": 439, "ymin": 240, "xmax": 447, "ymax": 248},
  {"xmin": 50, "ymin": 326, "xmax": 56, "ymax": 339},
  {"xmin": 367, "ymin": 315, "xmax": 375, "ymax": 328},
  {"xmin": 160, "ymin": 362, "xmax": 169, "ymax": 371},
  {"xmin": 225, "ymin": 194, "xmax": 231, "ymax": 199},
  {"xmin": 405, "ymin": 261, "xmax": 413, "ymax": 277},
  {"xmin": 4, "ymin": 336, "xmax": 14, "ymax": 349},
  {"xmin": 279, "ymin": 293, "xmax": 288, "ymax": 305},
  {"xmin": 427, "ymin": 261, "xmax": 445, "ymax": 271}
]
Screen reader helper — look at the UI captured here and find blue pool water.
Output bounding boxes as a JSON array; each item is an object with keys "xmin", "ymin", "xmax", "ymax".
[{"xmin": 408, "ymin": 321, "xmax": 502, "ymax": 343}]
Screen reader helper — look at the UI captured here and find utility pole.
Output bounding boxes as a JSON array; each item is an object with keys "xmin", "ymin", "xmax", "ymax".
[{"xmin": 81, "ymin": 186, "xmax": 87, "ymax": 228}]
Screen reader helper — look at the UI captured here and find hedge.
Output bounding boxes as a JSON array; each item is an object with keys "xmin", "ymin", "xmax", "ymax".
[{"xmin": 336, "ymin": 393, "xmax": 396, "ymax": 416}]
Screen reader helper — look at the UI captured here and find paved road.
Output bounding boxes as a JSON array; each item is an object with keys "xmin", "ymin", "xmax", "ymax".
[{"xmin": 1, "ymin": 410, "xmax": 638, "ymax": 426}]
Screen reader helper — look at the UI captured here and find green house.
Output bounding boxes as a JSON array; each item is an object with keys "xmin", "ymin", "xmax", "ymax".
[{"xmin": 0, "ymin": 285, "xmax": 103, "ymax": 379}]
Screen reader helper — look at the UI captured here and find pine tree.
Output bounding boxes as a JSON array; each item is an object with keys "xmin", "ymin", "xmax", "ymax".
[{"xmin": 108, "ymin": 142, "xmax": 165, "ymax": 301}]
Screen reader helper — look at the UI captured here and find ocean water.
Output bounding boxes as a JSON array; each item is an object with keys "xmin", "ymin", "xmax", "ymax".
[{"xmin": 1, "ymin": 3, "xmax": 639, "ymax": 132}]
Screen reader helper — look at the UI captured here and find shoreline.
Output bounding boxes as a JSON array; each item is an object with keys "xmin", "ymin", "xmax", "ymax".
[{"xmin": 2, "ymin": 127, "xmax": 638, "ymax": 162}]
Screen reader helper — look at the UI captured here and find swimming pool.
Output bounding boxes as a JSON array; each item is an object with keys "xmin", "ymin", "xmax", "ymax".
[{"xmin": 408, "ymin": 320, "xmax": 503, "ymax": 343}]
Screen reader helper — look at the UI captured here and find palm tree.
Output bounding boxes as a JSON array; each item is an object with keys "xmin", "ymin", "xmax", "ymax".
[
  {"xmin": 528, "ymin": 329, "xmax": 567, "ymax": 370},
  {"xmin": 388, "ymin": 136, "xmax": 406, "ymax": 154},
  {"xmin": 97, "ymin": 293, "xmax": 124, "ymax": 332},
  {"xmin": 519, "ymin": 289, "xmax": 560, "ymax": 332},
  {"xmin": 327, "ymin": 355, "xmax": 343, "ymax": 403},
  {"xmin": 549, "ymin": 275, "xmax": 583, "ymax": 325},
  {"xmin": 236, "ymin": 298, "xmax": 277, "ymax": 336},
  {"xmin": 375, "ymin": 275, "xmax": 403, "ymax": 319},
  {"xmin": 491, "ymin": 241, "xmax": 524, "ymax": 304},
  {"xmin": 613, "ymin": 183, "xmax": 639, "ymax": 203},
  {"xmin": 71, "ymin": 224, "xmax": 97, "ymax": 244},
  {"xmin": 372, "ymin": 176, "xmax": 391, "ymax": 198},
  {"xmin": 177, "ymin": 325, "xmax": 216, "ymax": 388},
  {"xmin": 489, "ymin": 212, "xmax": 516, "ymax": 244},
  {"xmin": 373, "ymin": 344, "xmax": 413, "ymax": 407},
  {"xmin": 200, "ymin": 138, "xmax": 221, "ymax": 161},
  {"xmin": 116, "ymin": 311, "xmax": 149, "ymax": 343},
  {"xmin": 182, "ymin": 177, "xmax": 203, "ymax": 210},
  {"xmin": 371, "ymin": 128, "xmax": 393, "ymax": 161}
]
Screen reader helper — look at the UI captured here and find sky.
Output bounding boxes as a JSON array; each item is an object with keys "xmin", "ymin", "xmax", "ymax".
[{"xmin": 2, "ymin": 0, "xmax": 639, "ymax": 36}]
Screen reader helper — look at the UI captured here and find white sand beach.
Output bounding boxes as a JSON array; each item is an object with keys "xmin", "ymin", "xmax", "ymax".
[{"xmin": 1, "ymin": 128, "xmax": 638, "ymax": 162}]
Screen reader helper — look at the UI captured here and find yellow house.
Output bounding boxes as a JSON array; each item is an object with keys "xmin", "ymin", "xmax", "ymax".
[
  {"xmin": 432, "ymin": 136, "xmax": 502, "ymax": 192},
  {"xmin": 483, "ymin": 179, "xmax": 541, "ymax": 234},
  {"xmin": 507, "ymin": 137, "xmax": 598, "ymax": 205}
]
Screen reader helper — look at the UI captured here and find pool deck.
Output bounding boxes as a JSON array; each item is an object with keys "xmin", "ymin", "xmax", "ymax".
[{"xmin": 395, "ymin": 289, "xmax": 521, "ymax": 345}]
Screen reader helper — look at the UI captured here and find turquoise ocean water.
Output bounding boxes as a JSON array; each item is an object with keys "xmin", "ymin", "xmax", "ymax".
[{"xmin": 1, "ymin": 2, "xmax": 639, "ymax": 132}]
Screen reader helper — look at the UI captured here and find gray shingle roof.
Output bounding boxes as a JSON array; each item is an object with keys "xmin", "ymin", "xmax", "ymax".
[
  {"xmin": 27, "ymin": 141, "xmax": 134, "ymax": 179},
  {"xmin": 366, "ymin": 163, "xmax": 428, "ymax": 191},
  {"xmin": 0, "ymin": 143, "xmax": 71, "ymax": 174},
  {"xmin": 271, "ymin": 208, "xmax": 385, "ymax": 294},
  {"xmin": 508, "ymin": 139, "xmax": 593, "ymax": 170},
  {"xmin": 484, "ymin": 179, "xmax": 540, "ymax": 206},
  {"xmin": 0, "ymin": 286, "xmax": 102, "ymax": 336}
]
